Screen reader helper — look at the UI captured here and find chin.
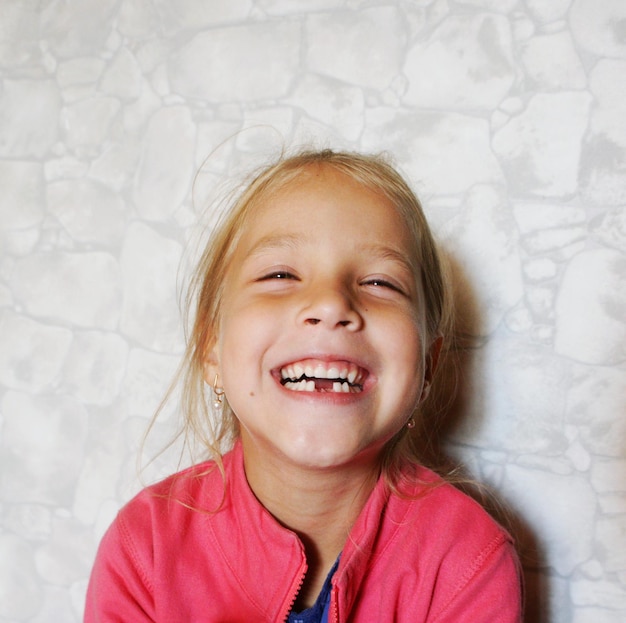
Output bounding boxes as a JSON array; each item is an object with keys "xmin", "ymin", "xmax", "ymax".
[{"xmin": 284, "ymin": 440, "xmax": 379, "ymax": 472}]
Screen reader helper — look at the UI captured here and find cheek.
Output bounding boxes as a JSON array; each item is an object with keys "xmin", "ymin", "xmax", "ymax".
[
  {"xmin": 217, "ymin": 304, "xmax": 274, "ymax": 386},
  {"xmin": 383, "ymin": 316, "xmax": 426, "ymax": 396}
]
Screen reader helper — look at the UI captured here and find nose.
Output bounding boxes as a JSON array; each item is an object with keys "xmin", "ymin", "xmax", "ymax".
[{"xmin": 297, "ymin": 282, "xmax": 363, "ymax": 330}]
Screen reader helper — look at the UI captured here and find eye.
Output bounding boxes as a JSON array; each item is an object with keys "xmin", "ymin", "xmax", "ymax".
[
  {"xmin": 361, "ymin": 277, "xmax": 407, "ymax": 296},
  {"xmin": 256, "ymin": 270, "xmax": 299, "ymax": 282}
]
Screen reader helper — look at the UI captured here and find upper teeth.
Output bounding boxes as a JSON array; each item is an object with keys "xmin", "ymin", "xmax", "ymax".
[{"xmin": 280, "ymin": 361, "xmax": 363, "ymax": 385}]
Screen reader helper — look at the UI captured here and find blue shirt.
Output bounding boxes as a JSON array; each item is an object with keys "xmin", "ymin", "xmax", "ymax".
[{"xmin": 287, "ymin": 557, "xmax": 339, "ymax": 623}]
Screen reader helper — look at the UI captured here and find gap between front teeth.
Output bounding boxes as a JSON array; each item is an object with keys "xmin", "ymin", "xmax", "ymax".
[{"xmin": 284, "ymin": 379, "xmax": 358, "ymax": 393}]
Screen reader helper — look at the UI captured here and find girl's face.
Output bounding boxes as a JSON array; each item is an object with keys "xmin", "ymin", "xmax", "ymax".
[{"xmin": 208, "ymin": 165, "xmax": 434, "ymax": 473}]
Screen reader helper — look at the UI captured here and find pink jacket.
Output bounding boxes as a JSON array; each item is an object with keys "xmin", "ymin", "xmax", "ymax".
[{"xmin": 85, "ymin": 442, "xmax": 522, "ymax": 622}]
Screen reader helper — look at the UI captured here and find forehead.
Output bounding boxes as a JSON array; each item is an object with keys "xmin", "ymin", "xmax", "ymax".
[{"xmin": 239, "ymin": 165, "xmax": 415, "ymax": 253}]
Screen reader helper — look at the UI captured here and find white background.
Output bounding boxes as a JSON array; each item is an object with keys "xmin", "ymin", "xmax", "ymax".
[{"xmin": 0, "ymin": 1, "xmax": 625, "ymax": 621}]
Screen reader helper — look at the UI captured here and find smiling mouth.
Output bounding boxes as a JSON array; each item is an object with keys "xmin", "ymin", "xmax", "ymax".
[{"xmin": 280, "ymin": 360, "xmax": 366, "ymax": 393}]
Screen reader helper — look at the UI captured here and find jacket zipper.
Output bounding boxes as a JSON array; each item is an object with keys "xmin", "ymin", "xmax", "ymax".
[
  {"xmin": 282, "ymin": 559, "xmax": 308, "ymax": 622},
  {"xmin": 329, "ymin": 585, "xmax": 339, "ymax": 623}
]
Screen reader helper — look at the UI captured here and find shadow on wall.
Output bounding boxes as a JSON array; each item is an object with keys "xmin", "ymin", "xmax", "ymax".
[{"xmin": 416, "ymin": 250, "xmax": 548, "ymax": 623}]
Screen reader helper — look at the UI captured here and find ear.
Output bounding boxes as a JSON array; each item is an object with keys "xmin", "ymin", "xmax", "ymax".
[
  {"xmin": 202, "ymin": 338, "xmax": 221, "ymax": 387},
  {"xmin": 420, "ymin": 335, "xmax": 443, "ymax": 402}
]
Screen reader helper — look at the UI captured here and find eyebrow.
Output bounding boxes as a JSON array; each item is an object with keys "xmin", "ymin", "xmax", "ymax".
[
  {"xmin": 362, "ymin": 244, "xmax": 416, "ymax": 273},
  {"xmin": 245, "ymin": 234, "xmax": 414, "ymax": 273},
  {"xmin": 244, "ymin": 233, "xmax": 306, "ymax": 259}
]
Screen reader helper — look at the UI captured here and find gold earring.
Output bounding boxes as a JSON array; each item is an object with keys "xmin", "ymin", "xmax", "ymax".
[
  {"xmin": 212, "ymin": 374, "xmax": 225, "ymax": 412},
  {"xmin": 406, "ymin": 417, "xmax": 416, "ymax": 429}
]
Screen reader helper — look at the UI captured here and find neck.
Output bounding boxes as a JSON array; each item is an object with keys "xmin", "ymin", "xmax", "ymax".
[{"xmin": 240, "ymin": 436, "xmax": 381, "ymax": 608}]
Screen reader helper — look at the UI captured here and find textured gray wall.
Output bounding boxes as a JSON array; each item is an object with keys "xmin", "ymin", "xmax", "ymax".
[{"xmin": 0, "ymin": 1, "xmax": 625, "ymax": 621}]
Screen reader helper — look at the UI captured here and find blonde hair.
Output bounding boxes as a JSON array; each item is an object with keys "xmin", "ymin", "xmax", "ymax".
[{"xmin": 166, "ymin": 148, "xmax": 454, "ymax": 484}]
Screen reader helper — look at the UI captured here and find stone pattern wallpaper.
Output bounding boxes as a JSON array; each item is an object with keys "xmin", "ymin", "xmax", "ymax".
[{"xmin": 0, "ymin": 1, "xmax": 625, "ymax": 621}]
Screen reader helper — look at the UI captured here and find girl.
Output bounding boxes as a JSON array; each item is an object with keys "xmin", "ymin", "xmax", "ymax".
[{"xmin": 85, "ymin": 149, "xmax": 522, "ymax": 622}]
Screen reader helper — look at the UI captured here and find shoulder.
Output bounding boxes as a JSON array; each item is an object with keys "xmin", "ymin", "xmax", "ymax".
[
  {"xmin": 384, "ymin": 466, "xmax": 522, "ymax": 620},
  {"xmin": 386, "ymin": 464, "xmax": 519, "ymax": 573},
  {"xmin": 392, "ymin": 464, "xmax": 512, "ymax": 542},
  {"xmin": 124, "ymin": 458, "xmax": 224, "ymax": 518},
  {"xmin": 92, "ymin": 455, "xmax": 231, "ymax": 589},
  {"xmin": 117, "ymin": 449, "xmax": 241, "ymax": 539},
  {"xmin": 85, "ymin": 452, "xmax": 240, "ymax": 621},
  {"xmin": 107, "ymin": 449, "xmax": 240, "ymax": 556}
]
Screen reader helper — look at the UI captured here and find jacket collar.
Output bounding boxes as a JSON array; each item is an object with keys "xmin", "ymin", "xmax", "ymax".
[
  {"xmin": 206, "ymin": 440, "xmax": 409, "ymax": 621},
  {"xmin": 203, "ymin": 440, "xmax": 305, "ymax": 620},
  {"xmin": 332, "ymin": 469, "xmax": 412, "ymax": 618}
]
